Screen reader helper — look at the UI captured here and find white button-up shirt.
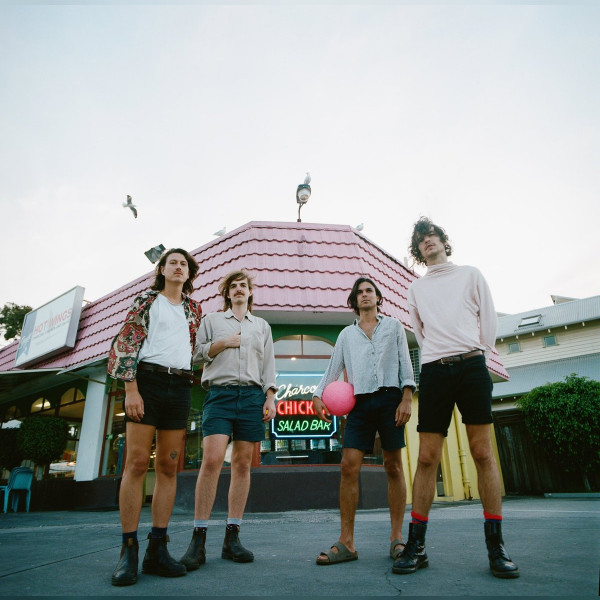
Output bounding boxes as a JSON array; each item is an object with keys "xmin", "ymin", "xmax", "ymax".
[
  {"xmin": 314, "ymin": 314, "xmax": 416, "ymax": 398},
  {"xmin": 194, "ymin": 309, "xmax": 277, "ymax": 392}
]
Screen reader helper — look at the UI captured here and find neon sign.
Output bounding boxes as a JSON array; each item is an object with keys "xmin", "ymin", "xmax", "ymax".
[{"xmin": 271, "ymin": 372, "xmax": 338, "ymax": 439}]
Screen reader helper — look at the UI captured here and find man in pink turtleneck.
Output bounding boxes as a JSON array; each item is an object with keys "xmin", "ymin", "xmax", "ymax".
[{"xmin": 392, "ymin": 217, "xmax": 519, "ymax": 580}]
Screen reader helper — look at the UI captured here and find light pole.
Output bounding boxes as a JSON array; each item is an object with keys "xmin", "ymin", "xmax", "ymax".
[{"xmin": 296, "ymin": 172, "xmax": 311, "ymax": 222}]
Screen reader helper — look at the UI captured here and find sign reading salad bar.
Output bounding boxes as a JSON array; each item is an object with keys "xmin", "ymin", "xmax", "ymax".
[{"xmin": 270, "ymin": 372, "xmax": 338, "ymax": 439}]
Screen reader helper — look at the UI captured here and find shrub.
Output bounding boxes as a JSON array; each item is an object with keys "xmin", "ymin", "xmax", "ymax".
[{"xmin": 17, "ymin": 416, "xmax": 69, "ymax": 473}]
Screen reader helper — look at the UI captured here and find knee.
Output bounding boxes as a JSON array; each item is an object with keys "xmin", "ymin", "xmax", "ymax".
[
  {"xmin": 340, "ymin": 458, "xmax": 361, "ymax": 480},
  {"xmin": 230, "ymin": 455, "xmax": 252, "ymax": 477},
  {"xmin": 201, "ymin": 454, "xmax": 226, "ymax": 475},
  {"xmin": 470, "ymin": 443, "xmax": 494, "ymax": 467},
  {"xmin": 383, "ymin": 459, "xmax": 403, "ymax": 479},
  {"xmin": 125, "ymin": 454, "xmax": 150, "ymax": 479},
  {"xmin": 417, "ymin": 449, "xmax": 440, "ymax": 471},
  {"xmin": 155, "ymin": 456, "xmax": 179, "ymax": 479}
]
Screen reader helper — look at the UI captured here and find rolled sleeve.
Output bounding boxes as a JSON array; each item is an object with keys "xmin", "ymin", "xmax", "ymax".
[
  {"xmin": 261, "ymin": 324, "xmax": 277, "ymax": 392},
  {"xmin": 193, "ymin": 318, "xmax": 214, "ymax": 365}
]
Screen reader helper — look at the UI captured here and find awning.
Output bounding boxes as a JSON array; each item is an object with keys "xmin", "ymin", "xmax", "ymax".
[{"xmin": 0, "ymin": 368, "xmax": 71, "ymax": 405}]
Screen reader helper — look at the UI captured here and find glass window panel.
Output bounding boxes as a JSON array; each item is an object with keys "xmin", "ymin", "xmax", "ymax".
[
  {"xmin": 302, "ymin": 337, "xmax": 334, "ymax": 356},
  {"xmin": 274, "ymin": 337, "xmax": 302, "ymax": 355}
]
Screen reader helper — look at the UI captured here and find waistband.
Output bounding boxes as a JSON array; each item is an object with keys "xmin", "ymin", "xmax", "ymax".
[
  {"xmin": 208, "ymin": 384, "xmax": 263, "ymax": 391},
  {"xmin": 138, "ymin": 361, "xmax": 193, "ymax": 378},
  {"xmin": 427, "ymin": 349, "xmax": 484, "ymax": 366},
  {"xmin": 355, "ymin": 386, "xmax": 400, "ymax": 399}
]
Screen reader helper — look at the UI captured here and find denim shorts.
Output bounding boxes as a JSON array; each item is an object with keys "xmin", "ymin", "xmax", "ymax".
[
  {"xmin": 343, "ymin": 387, "xmax": 406, "ymax": 453},
  {"xmin": 417, "ymin": 354, "xmax": 493, "ymax": 436},
  {"xmin": 202, "ymin": 385, "xmax": 266, "ymax": 442},
  {"xmin": 125, "ymin": 370, "xmax": 191, "ymax": 430}
]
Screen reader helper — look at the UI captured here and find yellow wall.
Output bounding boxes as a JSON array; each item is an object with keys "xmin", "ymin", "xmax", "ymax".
[{"xmin": 401, "ymin": 395, "xmax": 506, "ymax": 504}]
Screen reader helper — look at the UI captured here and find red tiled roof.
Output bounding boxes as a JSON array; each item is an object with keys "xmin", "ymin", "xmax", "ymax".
[{"xmin": 0, "ymin": 221, "xmax": 508, "ymax": 379}]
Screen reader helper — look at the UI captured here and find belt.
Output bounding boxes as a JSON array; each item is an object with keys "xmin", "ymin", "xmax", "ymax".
[
  {"xmin": 138, "ymin": 362, "xmax": 193, "ymax": 378},
  {"xmin": 432, "ymin": 350, "xmax": 484, "ymax": 365}
]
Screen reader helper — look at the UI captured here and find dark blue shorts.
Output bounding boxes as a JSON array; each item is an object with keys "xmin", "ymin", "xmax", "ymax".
[
  {"xmin": 126, "ymin": 370, "xmax": 191, "ymax": 430},
  {"xmin": 343, "ymin": 387, "xmax": 406, "ymax": 453},
  {"xmin": 202, "ymin": 385, "xmax": 266, "ymax": 442},
  {"xmin": 418, "ymin": 354, "xmax": 493, "ymax": 436}
]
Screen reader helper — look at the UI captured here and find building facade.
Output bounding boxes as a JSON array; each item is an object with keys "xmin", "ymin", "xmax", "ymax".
[{"xmin": 0, "ymin": 221, "xmax": 509, "ymax": 510}]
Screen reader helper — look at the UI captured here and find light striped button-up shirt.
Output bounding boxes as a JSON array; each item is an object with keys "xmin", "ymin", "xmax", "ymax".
[
  {"xmin": 314, "ymin": 315, "xmax": 416, "ymax": 398},
  {"xmin": 194, "ymin": 309, "xmax": 277, "ymax": 392}
]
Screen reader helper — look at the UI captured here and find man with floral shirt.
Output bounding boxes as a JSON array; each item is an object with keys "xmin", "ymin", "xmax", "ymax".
[{"xmin": 108, "ymin": 248, "xmax": 202, "ymax": 587}]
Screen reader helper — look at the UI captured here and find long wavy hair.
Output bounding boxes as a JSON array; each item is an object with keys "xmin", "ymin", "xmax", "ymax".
[
  {"xmin": 151, "ymin": 248, "xmax": 199, "ymax": 295},
  {"xmin": 219, "ymin": 270, "xmax": 254, "ymax": 312},
  {"xmin": 409, "ymin": 217, "xmax": 452, "ymax": 266},
  {"xmin": 347, "ymin": 277, "xmax": 383, "ymax": 315}
]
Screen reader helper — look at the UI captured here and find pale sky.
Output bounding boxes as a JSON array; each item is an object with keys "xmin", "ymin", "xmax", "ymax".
[{"xmin": 1, "ymin": 2, "xmax": 599, "ymax": 345}]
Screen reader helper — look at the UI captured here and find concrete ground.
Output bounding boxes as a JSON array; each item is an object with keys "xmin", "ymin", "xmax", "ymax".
[{"xmin": 0, "ymin": 496, "xmax": 598, "ymax": 597}]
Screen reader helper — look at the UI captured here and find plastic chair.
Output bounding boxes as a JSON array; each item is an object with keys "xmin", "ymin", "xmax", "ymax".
[{"xmin": 0, "ymin": 466, "xmax": 34, "ymax": 513}]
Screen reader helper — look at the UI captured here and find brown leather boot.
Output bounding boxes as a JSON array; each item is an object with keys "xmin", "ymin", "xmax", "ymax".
[
  {"xmin": 142, "ymin": 534, "xmax": 187, "ymax": 577},
  {"xmin": 111, "ymin": 538, "xmax": 138, "ymax": 586},
  {"xmin": 180, "ymin": 528, "xmax": 207, "ymax": 571},
  {"xmin": 222, "ymin": 524, "xmax": 254, "ymax": 563}
]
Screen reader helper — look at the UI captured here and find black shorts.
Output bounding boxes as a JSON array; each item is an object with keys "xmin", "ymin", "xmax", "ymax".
[
  {"xmin": 417, "ymin": 354, "xmax": 493, "ymax": 436},
  {"xmin": 343, "ymin": 387, "xmax": 406, "ymax": 453},
  {"xmin": 125, "ymin": 370, "xmax": 191, "ymax": 430}
]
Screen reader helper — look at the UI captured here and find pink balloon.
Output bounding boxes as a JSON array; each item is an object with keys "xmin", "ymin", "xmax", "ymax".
[{"xmin": 322, "ymin": 381, "xmax": 356, "ymax": 416}]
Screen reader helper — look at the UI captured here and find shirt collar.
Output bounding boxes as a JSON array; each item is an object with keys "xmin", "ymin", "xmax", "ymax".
[
  {"xmin": 353, "ymin": 313, "xmax": 383, "ymax": 326},
  {"xmin": 224, "ymin": 308, "xmax": 254, "ymax": 321}
]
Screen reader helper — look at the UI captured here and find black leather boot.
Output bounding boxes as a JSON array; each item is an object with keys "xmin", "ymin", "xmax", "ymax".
[
  {"xmin": 179, "ymin": 528, "xmax": 207, "ymax": 571},
  {"xmin": 142, "ymin": 534, "xmax": 187, "ymax": 577},
  {"xmin": 111, "ymin": 538, "xmax": 139, "ymax": 586},
  {"xmin": 484, "ymin": 521, "xmax": 519, "ymax": 578},
  {"xmin": 222, "ymin": 524, "xmax": 254, "ymax": 563},
  {"xmin": 392, "ymin": 522, "xmax": 429, "ymax": 574}
]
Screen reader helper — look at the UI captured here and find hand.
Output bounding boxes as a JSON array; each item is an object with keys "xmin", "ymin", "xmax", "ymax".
[
  {"xmin": 313, "ymin": 396, "xmax": 332, "ymax": 423},
  {"xmin": 395, "ymin": 395, "xmax": 412, "ymax": 427},
  {"xmin": 224, "ymin": 332, "xmax": 241, "ymax": 348},
  {"xmin": 124, "ymin": 388, "xmax": 145, "ymax": 422},
  {"xmin": 262, "ymin": 396, "xmax": 276, "ymax": 422}
]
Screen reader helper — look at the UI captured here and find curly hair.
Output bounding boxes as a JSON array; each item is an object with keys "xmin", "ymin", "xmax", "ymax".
[
  {"xmin": 151, "ymin": 248, "xmax": 199, "ymax": 295},
  {"xmin": 218, "ymin": 270, "xmax": 254, "ymax": 312},
  {"xmin": 347, "ymin": 277, "xmax": 384, "ymax": 315},
  {"xmin": 409, "ymin": 217, "xmax": 452, "ymax": 266}
]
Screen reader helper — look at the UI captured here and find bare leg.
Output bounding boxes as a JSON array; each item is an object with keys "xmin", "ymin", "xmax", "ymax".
[
  {"xmin": 227, "ymin": 441, "xmax": 255, "ymax": 519},
  {"xmin": 316, "ymin": 448, "xmax": 364, "ymax": 563},
  {"xmin": 152, "ymin": 429, "xmax": 186, "ymax": 527},
  {"xmin": 383, "ymin": 448, "xmax": 406, "ymax": 552},
  {"xmin": 466, "ymin": 424, "xmax": 502, "ymax": 515},
  {"xmin": 193, "ymin": 434, "xmax": 230, "ymax": 520},
  {"xmin": 119, "ymin": 423, "xmax": 155, "ymax": 532},
  {"xmin": 411, "ymin": 433, "xmax": 445, "ymax": 518}
]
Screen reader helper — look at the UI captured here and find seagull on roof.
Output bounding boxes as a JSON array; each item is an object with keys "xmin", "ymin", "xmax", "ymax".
[
  {"xmin": 355, "ymin": 223, "xmax": 364, "ymax": 231},
  {"xmin": 304, "ymin": 172, "xmax": 311, "ymax": 185},
  {"xmin": 213, "ymin": 226, "xmax": 226, "ymax": 236},
  {"xmin": 122, "ymin": 195, "xmax": 137, "ymax": 218}
]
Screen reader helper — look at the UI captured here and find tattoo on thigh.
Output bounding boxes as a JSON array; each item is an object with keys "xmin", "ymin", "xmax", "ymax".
[{"xmin": 170, "ymin": 451, "xmax": 178, "ymax": 460}]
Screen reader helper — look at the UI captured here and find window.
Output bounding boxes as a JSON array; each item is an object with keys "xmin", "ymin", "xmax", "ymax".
[
  {"xmin": 409, "ymin": 348, "xmax": 420, "ymax": 386},
  {"xmin": 543, "ymin": 335, "xmax": 557, "ymax": 347},
  {"xmin": 508, "ymin": 341, "xmax": 521, "ymax": 354},
  {"xmin": 518, "ymin": 315, "xmax": 541, "ymax": 327}
]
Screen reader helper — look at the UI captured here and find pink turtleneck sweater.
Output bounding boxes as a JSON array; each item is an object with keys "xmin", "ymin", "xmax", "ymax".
[{"xmin": 407, "ymin": 262, "xmax": 498, "ymax": 365}]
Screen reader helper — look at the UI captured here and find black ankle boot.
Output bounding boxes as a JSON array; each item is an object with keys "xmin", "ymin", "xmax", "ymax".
[
  {"xmin": 142, "ymin": 534, "xmax": 187, "ymax": 577},
  {"xmin": 180, "ymin": 528, "xmax": 207, "ymax": 571},
  {"xmin": 111, "ymin": 538, "xmax": 138, "ymax": 586},
  {"xmin": 484, "ymin": 521, "xmax": 519, "ymax": 579},
  {"xmin": 392, "ymin": 522, "xmax": 429, "ymax": 574},
  {"xmin": 222, "ymin": 524, "xmax": 254, "ymax": 563}
]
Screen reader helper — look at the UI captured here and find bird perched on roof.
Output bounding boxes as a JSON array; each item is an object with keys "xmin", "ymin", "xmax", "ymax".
[
  {"xmin": 304, "ymin": 172, "xmax": 311, "ymax": 185},
  {"xmin": 213, "ymin": 226, "xmax": 226, "ymax": 236},
  {"xmin": 355, "ymin": 223, "xmax": 364, "ymax": 231},
  {"xmin": 122, "ymin": 195, "xmax": 137, "ymax": 218}
]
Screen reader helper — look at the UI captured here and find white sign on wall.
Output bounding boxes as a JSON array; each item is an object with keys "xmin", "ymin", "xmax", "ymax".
[{"xmin": 15, "ymin": 286, "xmax": 85, "ymax": 368}]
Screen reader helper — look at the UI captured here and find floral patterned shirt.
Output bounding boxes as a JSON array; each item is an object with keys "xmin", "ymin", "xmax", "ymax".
[{"xmin": 107, "ymin": 290, "xmax": 202, "ymax": 381}]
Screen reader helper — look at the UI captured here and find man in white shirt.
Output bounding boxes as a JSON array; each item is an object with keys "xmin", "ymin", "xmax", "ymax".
[
  {"xmin": 180, "ymin": 270, "xmax": 276, "ymax": 570},
  {"xmin": 393, "ymin": 217, "xmax": 519, "ymax": 579},
  {"xmin": 312, "ymin": 277, "xmax": 415, "ymax": 566}
]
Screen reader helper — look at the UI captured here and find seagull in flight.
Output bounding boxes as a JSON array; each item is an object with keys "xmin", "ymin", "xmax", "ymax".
[
  {"xmin": 122, "ymin": 195, "xmax": 137, "ymax": 218},
  {"xmin": 304, "ymin": 172, "xmax": 311, "ymax": 185},
  {"xmin": 213, "ymin": 226, "xmax": 226, "ymax": 236}
]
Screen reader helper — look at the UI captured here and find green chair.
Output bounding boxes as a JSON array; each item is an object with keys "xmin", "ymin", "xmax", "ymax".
[{"xmin": 0, "ymin": 467, "xmax": 34, "ymax": 513}]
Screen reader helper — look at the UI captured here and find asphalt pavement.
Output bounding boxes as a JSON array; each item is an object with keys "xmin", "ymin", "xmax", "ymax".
[{"xmin": 0, "ymin": 496, "xmax": 598, "ymax": 597}]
